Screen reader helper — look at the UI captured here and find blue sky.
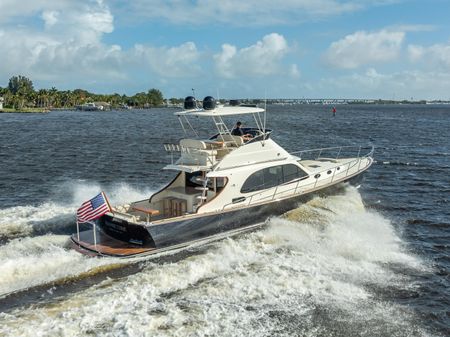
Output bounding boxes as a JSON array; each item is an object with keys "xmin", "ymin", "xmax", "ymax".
[{"xmin": 1, "ymin": 0, "xmax": 450, "ymax": 99}]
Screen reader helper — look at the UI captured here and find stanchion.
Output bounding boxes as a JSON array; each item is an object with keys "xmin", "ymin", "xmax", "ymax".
[
  {"xmin": 76, "ymin": 220, "xmax": 80, "ymax": 247},
  {"xmin": 93, "ymin": 222, "xmax": 97, "ymax": 249}
]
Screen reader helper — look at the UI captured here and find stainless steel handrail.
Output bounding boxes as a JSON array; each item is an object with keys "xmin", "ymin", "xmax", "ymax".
[
  {"xmin": 290, "ymin": 145, "xmax": 373, "ymax": 160},
  {"xmin": 164, "ymin": 143, "xmax": 218, "ymax": 167},
  {"xmin": 222, "ymin": 145, "xmax": 374, "ymax": 210}
]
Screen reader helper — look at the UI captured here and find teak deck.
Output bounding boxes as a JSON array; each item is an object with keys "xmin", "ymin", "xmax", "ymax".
[{"xmin": 71, "ymin": 229, "xmax": 155, "ymax": 257}]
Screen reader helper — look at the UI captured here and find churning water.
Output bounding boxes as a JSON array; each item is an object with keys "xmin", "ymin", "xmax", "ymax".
[{"xmin": 0, "ymin": 105, "xmax": 448, "ymax": 336}]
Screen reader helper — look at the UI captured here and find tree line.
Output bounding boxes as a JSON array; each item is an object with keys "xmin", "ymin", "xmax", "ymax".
[{"xmin": 0, "ymin": 75, "xmax": 166, "ymax": 110}]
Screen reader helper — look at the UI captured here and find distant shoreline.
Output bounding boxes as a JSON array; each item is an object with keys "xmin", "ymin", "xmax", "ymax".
[
  {"xmin": 1, "ymin": 101, "xmax": 450, "ymax": 114},
  {"xmin": 0, "ymin": 107, "xmax": 51, "ymax": 113}
]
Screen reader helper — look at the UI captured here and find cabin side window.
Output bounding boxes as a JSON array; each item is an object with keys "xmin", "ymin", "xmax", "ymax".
[
  {"xmin": 282, "ymin": 164, "xmax": 308, "ymax": 183},
  {"xmin": 264, "ymin": 165, "xmax": 283, "ymax": 189},
  {"xmin": 241, "ymin": 164, "xmax": 308, "ymax": 194},
  {"xmin": 241, "ymin": 169, "xmax": 265, "ymax": 193}
]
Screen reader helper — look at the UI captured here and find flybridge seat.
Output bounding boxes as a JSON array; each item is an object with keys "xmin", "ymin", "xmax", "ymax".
[
  {"xmin": 180, "ymin": 138, "xmax": 207, "ymax": 150},
  {"xmin": 179, "ymin": 139, "xmax": 218, "ymax": 166},
  {"xmin": 209, "ymin": 128, "xmax": 272, "ymax": 144},
  {"xmin": 217, "ymin": 134, "xmax": 244, "ymax": 146}
]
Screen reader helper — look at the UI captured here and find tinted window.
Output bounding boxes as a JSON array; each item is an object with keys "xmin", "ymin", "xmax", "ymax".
[
  {"xmin": 264, "ymin": 166, "xmax": 283, "ymax": 189},
  {"xmin": 241, "ymin": 164, "xmax": 309, "ymax": 194},
  {"xmin": 282, "ymin": 164, "xmax": 308, "ymax": 183},
  {"xmin": 241, "ymin": 165, "xmax": 282, "ymax": 193},
  {"xmin": 241, "ymin": 169, "xmax": 265, "ymax": 193}
]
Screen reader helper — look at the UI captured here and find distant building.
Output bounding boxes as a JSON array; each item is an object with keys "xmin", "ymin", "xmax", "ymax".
[
  {"xmin": 94, "ymin": 102, "xmax": 111, "ymax": 110},
  {"xmin": 76, "ymin": 102, "xmax": 111, "ymax": 111},
  {"xmin": 0, "ymin": 97, "xmax": 4, "ymax": 110}
]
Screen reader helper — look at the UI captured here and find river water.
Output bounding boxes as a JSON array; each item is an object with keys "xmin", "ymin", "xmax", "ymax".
[{"xmin": 0, "ymin": 104, "xmax": 448, "ymax": 336}]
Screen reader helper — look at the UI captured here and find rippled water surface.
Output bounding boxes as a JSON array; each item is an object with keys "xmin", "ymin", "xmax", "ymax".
[{"xmin": 0, "ymin": 105, "xmax": 449, "ymax": 336}]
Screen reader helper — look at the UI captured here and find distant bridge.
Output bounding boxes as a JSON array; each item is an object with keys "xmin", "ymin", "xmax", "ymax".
[
  {"xmin": 239, "ymin": 98, "xmax": 376, "ymax": 105},
  {"xmin": 236, "ymin": 98, "xmax": 449, "ymax": 105}
]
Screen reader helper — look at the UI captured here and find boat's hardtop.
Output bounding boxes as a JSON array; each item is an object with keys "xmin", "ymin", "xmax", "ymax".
[{"xmin": 175, "ymin": 105, "xmax": 264, "ymax": 117}]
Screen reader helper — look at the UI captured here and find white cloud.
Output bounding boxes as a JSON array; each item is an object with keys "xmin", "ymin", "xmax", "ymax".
[
  {"xmin": 213, "ymin": 45, "xmax": 237, "ymax": 78},
  {"xmin": 41, "ymin": 10, "xmax": 59, "ymax": 28},
  {"xmin": 214, "ymin": 33, "xmax": 290, "ymax": 78},
  {"xmin": 0, "ymin": 1, "xmax": 117, "ymax": 81},
  {"xmin": 44, "ymin": 1, "xmax": 115, "ymax": 44},
  {"xmin": 0, "ymin": 29, "xmax": 124, "ymax": 82},
  {"xmin": 312, "ymin": 68, "xmax": 450, "ymax": 100},
  {"xmin": 131, "ymin": 42, "xmax": 201, "ymax": 77},
  {"xmin": 324, "ymin": 29, "xmax": 405, "ymax": 69},
  {"xmin": 122, "ymin": 0, "xmax": 393, "ymax": 26},
  {"xmin": 0, "ymin": 0, "xmax": 202, "ymax": 89},
  {"xmin": 407, "ymin": 45, "xmax": 424, "ymax": 62},
  {"xmin": 408, "ymin": 43, "xmax": 450, "ymax": 70},
  {"xmin": 0, "ymin": 0, "xmax": 70, "ymax": 24},
  {"xmin": 77, "ymin": 5, "xmax": 114, "ymax": 34}
]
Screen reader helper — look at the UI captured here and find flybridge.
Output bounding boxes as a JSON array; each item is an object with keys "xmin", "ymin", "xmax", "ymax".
[
  {"xmin": 176, "ymin": 95, "xmax": 264, "ymax": 116},
  {"xmin": 175, "ymin": 95, "xmax": 268, "ymax": 137},
  {"xmin": 162, "ymin": 95, "xmax": 271, "ymax": 173},
  {"xmin": 175, "ymin": 105, "xmax": 264, "ymax": 117}
]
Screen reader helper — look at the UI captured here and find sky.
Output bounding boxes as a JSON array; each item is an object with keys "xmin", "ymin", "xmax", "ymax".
[{"xmin": 1, "ymin": 0, "xmax": 450, "ymax": 99}]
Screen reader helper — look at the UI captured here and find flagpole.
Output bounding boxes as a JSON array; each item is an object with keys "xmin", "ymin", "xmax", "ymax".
[
  {"xmin": 102, "ymin": 191, "xmax": 113, "ymax": 213},
  {"xmin": 76, "ymin": 220, "xmax": 80, "ymax": 243},
  {"xmin": 76, "ymin": 192, "xmax": 111, "ymax": 253}
]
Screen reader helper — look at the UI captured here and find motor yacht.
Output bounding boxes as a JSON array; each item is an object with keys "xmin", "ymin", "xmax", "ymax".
[{"xmin": 71, "ymin": 96, "xmax": 374, "ymax": 257}]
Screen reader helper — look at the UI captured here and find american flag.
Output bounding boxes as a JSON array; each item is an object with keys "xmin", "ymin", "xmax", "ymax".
[{"xmin": 77, "ymin": 192, "xmax": 111, "ymax": 223}]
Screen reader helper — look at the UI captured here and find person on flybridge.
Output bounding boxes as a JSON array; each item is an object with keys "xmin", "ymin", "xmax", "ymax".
[{"xmin": 231, "ymin": 121, "xmax": 252, "ymax": 141}]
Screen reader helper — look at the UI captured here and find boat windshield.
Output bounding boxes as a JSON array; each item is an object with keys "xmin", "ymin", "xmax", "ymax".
[
  {"xmin": 209, "ymin": 127, "xmax": 272, "ymax": 142},
  {"xmin": 175, "ymin": 103, "xmax": 269, "ymax": 141}
]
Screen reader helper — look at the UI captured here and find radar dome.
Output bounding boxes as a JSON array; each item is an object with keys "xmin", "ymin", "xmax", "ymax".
[
  {"xmin": 203, "ymin": 96, "xmax": 216, "ymax": 110},
  {"xmin": 184, "ymin": 96, "xmax": 196, "ymax": 110}
]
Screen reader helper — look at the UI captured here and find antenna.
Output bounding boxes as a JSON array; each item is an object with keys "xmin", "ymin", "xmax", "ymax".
[
  {"xmin": 191, "ymin": 88, "xmax": 198, "ymax": 109},
  {"xmin": 263, "ymin": 90, "xmax": 267, "ymax": 146}
]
